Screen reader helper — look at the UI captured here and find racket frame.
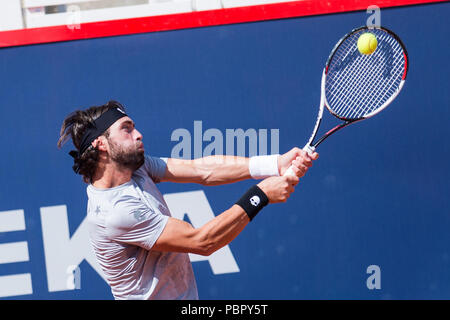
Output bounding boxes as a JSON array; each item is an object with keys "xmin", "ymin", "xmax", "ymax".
[
  {"xmin": 303, "ymin": 25, "xmax": 409, "ymax": 153},
  {"xmin": 284, "ymin": 26, "xmax": 408, "ymax": 176}
]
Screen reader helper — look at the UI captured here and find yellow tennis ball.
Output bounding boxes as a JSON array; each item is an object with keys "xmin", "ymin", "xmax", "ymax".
[{"xmin": 357, "ymin": 32, "xmax": 378, "ymax": 55}]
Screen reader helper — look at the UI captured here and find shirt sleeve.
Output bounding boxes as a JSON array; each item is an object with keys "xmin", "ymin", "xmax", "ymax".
[
  {"xmin": 105, "ymin": 194, "xmax": 169, "ymax": 250},
  {"xmin": 143, "ymin": 155, "xmax": 168, "ymax": 183}
]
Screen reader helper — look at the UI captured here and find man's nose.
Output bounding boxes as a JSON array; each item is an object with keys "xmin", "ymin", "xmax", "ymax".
[{"xmin": 134, "ymin": 129, "xmax": 143, "ymax": 141}]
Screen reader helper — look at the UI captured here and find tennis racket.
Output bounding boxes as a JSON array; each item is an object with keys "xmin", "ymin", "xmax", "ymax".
[{"xmin": 284, "ymin": 26, "xmax": 409, "ymax": 176}]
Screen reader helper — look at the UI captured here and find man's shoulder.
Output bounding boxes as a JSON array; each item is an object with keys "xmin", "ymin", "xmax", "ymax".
[
  {"xmin": 87, "ymin": 182, "xmax": 142, "ymax": 209},
  {"xmin": 141, "ymin": 155, "xmax": 168, "ymax": 183}
]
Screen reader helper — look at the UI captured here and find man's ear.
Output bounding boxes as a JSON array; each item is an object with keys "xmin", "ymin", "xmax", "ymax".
[{"xmin": 92, "ymin": 136, "xmax": 108, "ymax": 152}]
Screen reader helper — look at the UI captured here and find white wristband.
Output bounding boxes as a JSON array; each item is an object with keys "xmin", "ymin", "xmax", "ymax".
[{"xmin": 249, "ymin": 154, "xmax": 280, "ymax": 179}]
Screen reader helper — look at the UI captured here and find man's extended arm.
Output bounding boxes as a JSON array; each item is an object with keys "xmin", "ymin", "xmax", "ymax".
[{"xmin": 160, "ymin": 147, "xmax": 318, "ymax": 185}]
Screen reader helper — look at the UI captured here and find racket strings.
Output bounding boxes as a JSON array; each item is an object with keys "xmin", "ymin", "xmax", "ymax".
[
  {"xmin": 334, "ymin": 34, "xmax": 403, "ymax": 118},
  {"xmin": 357, "ymin": 35, "xmax": 404, "ymax": 117},
  {"xmin": 330, "ymin": 31, "xmax": 397, "ymax": 117},
  {"xmin": 327, "ymin": 47, "xmax": 379, "ymax": 117},
  {"xmin": 325, "ymin": 28, "xmax": 405, "ymax": 120},
  {"xmin": 332, "ymin": 52, "xmax": 382, "ymax": 118},
  {"xmin": 342, "ymin": 47, "xmax": 394, "ymax": 118},
  {"xmin": 330, "ymin": 33, "xmax": 398, "ymax": 118}
]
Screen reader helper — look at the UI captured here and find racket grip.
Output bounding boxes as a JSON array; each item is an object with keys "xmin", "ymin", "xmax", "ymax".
[
  {"xmin": 283, "ymin": 165, "xmax": 296, "ymax": 177},
  {"xmin": 283, "ymin": 144, "xmax": 316, "ymax": 177},
  {"xmin": 303, "ymin": 144, "xmax": 316, "ymax": 156}
]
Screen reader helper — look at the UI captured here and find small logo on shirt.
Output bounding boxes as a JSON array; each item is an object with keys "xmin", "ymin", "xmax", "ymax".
[
  {"xmin": 133, "ymin": 210, "xmax": 146, "ymax": 222},
  {"xmin": 249, "ymin": 196, "xmax": 260, "ymax": 207}
]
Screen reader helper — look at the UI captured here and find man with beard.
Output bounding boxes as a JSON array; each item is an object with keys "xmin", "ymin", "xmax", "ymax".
[{"xmin": 57, "ymin": 101, "xmax": 318, "ymax": 300}]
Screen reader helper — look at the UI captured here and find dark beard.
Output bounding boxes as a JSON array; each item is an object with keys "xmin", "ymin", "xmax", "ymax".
[{"xmin": 109, "ymin": 139, "xmax": 144, "ymax": 171}]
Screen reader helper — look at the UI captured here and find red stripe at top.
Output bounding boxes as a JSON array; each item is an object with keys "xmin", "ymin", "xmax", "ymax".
[{"xmin": 0, "ymin": 0, "xmax": 446, "ymax": 48}]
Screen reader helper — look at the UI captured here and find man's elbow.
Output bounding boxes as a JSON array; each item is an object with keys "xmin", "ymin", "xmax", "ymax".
[
  {"xmin": 191, "ymin": 243, "xmax": 215, "ymax": 256},
  {"xmin": 200, "ymin": 172, "xmax": 216, "ymax": 186},
  {"xmin": 193, "ymin": 247, "xmax": 215, "ymax": 257},
  {"xmin": 200, "ymin": 170, "xmax": 226, "ymax": 186},
  {"xmin": 191, "ymin": 229, "xmax": 217, "ymax": 256}
]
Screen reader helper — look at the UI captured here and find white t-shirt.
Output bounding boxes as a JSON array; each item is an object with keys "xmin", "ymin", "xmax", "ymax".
[{"xmin": 86, "ymin": 156, "xmax": 198, "ymax": 300}]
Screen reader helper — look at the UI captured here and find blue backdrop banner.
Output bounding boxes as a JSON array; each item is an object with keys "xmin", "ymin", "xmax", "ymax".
[{"xmin": 0, "ymin": 3, "xmax": 449, "ymax": 299}]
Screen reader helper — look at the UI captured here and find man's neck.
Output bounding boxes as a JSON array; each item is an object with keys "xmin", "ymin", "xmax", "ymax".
[{"xmin": 91, "ymin": 163, "xmax": 133, "ymax": 189}]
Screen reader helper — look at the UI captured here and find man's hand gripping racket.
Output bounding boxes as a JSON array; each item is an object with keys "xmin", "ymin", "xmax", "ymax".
[{"xmin": 284, "ymin": 26, "xmax": 409, "ymax": 176}]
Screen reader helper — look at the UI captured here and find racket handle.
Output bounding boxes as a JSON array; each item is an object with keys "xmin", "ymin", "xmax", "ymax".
[
  {"xmin": 303, "ymin": 144, "xmax": 316, "ymax": 156},
  {"xmin": 283, "ymin": 144, "xmax": 316, "ymax": 177},
  {"xmin": 283, "ymin": 165, "xmax": 295, "ymax": 176}
]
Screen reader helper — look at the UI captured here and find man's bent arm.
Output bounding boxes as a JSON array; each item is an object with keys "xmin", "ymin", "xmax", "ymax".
[
  {"xmin": 152, "ymin": 175, "xmax": 299, "ymax": 256},
  {"xmin": 152, "ymin": 205, "xmax": 249, "ymax": 256}
]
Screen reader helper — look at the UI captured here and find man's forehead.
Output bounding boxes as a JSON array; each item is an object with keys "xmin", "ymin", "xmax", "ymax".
[{"xmin": 112, "ymin": 116, "xmax": 134, "ymax": 127}]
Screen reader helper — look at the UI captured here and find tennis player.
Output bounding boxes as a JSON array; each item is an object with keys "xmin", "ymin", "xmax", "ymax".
[{"xmin": 57, "ymin": 101, "xmax": 318, "ymax": 300}]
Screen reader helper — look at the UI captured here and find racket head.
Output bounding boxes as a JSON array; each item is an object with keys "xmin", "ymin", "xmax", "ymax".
[{"xmin": 323, "ymin": 26, "xmax": 409, "ymax": 122}]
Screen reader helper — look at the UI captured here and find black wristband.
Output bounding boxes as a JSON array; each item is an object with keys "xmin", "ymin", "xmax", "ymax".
[{"xmin": 236, "ymin": 185, "xmax": 269, "ymax": 221}]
